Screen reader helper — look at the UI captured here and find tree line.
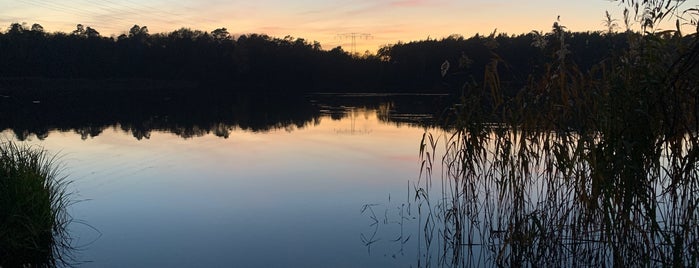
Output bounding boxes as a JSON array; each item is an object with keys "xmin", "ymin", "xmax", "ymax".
[{"xmin": 0, "ymin": 22, "xmax": 631, "ymax": 92}]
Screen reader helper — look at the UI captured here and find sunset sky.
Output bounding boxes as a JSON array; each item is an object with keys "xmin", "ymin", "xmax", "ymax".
[{"xmin": 0, "ymin": 1, "xmax": 655, "ymax": 53}]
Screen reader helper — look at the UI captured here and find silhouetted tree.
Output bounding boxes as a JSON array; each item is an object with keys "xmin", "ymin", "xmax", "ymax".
[
  {"xmin": 211, "ymin": 28, "xmax": 231, "ymax": 41},
  {"xmin": 7, "ymin": 23, "xmax": 25, "ymax": 35},
  {"xmin": 72, "ymin": 24, "xmax": 85, "ymax": 36},
  {"xmin": 129, "ymin": 25, "xmax": 148, "ymax": 38},
  {"xmin": 30, "ymin": 23, "xmax": 44, "ymax": 33},
  {"xmin": 85, "ymin": 27, "xmax": 100, "ymax": 38},
  {"xmin": 0, "ymin": 21, "xmax": 637, "ymax": 93}
]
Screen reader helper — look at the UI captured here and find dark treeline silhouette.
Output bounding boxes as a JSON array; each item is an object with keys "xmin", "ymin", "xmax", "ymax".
[
  {"xmin": 379, "ymin": 30, "xmax": 628, "ymax": 93},
  {"xmin": 0, "ymin": 23, "xmax": 380, "ymax": 92},
  {"xmin": 0, "ymin": 22, "xmax": 630, "ymax": 92}
]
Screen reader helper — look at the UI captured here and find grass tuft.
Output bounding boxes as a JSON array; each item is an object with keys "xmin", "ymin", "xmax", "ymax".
[{"xmin": 0, "ymin": 140, "xmax": 75, "ymax": 267}]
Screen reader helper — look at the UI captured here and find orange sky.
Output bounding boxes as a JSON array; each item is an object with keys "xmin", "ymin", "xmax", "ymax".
[{"xmin": 1, "ymin": 1, "xmax": 692, "ymax": 53}]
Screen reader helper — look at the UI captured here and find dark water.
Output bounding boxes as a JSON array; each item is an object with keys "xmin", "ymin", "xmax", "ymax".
[
  {"xmin": 5, "ymin": 89, "xmax": 699, "ymax": 266},
  {"xmin": 1, "ymin": 91, "xmax": 452, "ymax": 267}
]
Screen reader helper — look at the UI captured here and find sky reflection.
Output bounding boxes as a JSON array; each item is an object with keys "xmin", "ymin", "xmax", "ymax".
[{"xmin": 2, "ymin": 110, "xmax": 428, "ymax": 267}]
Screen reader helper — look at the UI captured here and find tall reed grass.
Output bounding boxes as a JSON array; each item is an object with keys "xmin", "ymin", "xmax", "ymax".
[
  {"xmin": 411, "ymin": 1, "xmax": 699, "ymax": 266},
  {"xmin": 0, "ymin": 141, "xmax": 74, "ymax": 267}
]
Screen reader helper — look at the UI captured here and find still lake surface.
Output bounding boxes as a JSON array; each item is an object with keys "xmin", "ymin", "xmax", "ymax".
[{"xmin": 2, "ymin": 92, "xmax": 451, "ymax": 267}]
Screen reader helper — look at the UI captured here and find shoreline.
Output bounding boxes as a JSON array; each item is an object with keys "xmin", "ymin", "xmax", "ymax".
[{"xmin": 0, "ymin": 77, "xmax": 200, "ymax": 92}]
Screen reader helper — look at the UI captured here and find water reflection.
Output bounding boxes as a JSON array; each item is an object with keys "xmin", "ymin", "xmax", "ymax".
[
  {"xmin": 2, "ymin": 95, "xmax": 438, "ymax": 266},
  {"xmin": 0, "ymin": 88, "xmax": 452, "ymax": 140},
  {"xmin": 370, "ymin": 127, "xmax": 699, "ymax": 267}
]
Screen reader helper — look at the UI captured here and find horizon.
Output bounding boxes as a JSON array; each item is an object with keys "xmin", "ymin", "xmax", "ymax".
[{"xmin": 0, "ymin": 1, "xmax": 691, "ymax": 53}]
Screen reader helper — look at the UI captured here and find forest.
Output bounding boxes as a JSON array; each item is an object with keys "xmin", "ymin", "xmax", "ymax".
[
  {"xmin": 0, "ymin": 22, "xmax": 630, "ymax": 93},
  {"xmin": 3, "ymin": 0, "xmax": 699, "ymax": 266}
]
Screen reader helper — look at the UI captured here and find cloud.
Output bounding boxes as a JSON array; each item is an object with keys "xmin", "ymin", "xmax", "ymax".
[{"xmin": 389, "ymin": 0, "xmax": 430, "ymax": 7}]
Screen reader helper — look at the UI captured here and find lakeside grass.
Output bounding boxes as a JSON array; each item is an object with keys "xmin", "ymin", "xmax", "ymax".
[
  {"xmin": 0, "ymin": 141, "xmax": 74, "ymax": 267},
  {"xmin": 406, "ymin": 1, "xmax": 699, "ymax": 266}
]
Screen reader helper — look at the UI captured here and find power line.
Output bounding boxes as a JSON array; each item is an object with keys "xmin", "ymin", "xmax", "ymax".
[
  {"xmin": 82, "ymin": 0, "xmax": 190, "ymax": 25},
  {"xmin": 337, "ymin": 32, "xmax": 372, "ymax": 54},
  {"xmin": 17, "ymin": 0, "xmax": 135, "ymax": 27},
  {"xmin": 11, "ymin": 0, "xmax": 200, "ymax": 35}
]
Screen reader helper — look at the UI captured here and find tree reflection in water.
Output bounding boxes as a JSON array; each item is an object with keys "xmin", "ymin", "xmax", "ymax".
[{"xmin": 0, "ymin": 89, "xmax": 451, "ymax": 141}]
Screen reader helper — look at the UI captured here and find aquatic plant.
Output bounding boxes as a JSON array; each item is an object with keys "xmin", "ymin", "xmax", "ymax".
[
  {"xmin": 0, "ymin": 141, "xmax": 75, "ymax": 267},
  {"xmin": 410, "ymin": 0, "xmax": 699, "ymax": 266}
]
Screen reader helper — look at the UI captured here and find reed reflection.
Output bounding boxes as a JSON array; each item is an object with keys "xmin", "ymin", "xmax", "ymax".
[
  {"xmin": 368, "ymin": 127, "xmax": 699, "ymax": 267},
  {"xmin": 368, "ymin": 2, "xmax": 699, "ymax": 265}
]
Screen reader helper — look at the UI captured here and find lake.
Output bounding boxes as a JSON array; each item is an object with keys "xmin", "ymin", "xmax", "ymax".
[
  {"xmin": 1, "ymin": 91, "xmax": 452, "ymax": 267},
  {"xmin": 5, "ymin": 89, "xmax": 697, "ymax": 267}
]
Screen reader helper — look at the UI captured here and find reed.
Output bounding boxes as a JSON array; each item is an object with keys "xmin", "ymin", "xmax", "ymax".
[
  {"xmin": 0, "ymin": 141, "xmax": 74, "ymax": 267},
  {"xmin": 412, "ymin": 1, "xmax": 699, "ymax": 266}
]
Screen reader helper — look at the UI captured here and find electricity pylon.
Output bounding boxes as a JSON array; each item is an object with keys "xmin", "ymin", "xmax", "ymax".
[{"xmin": 337, "ymin": 33, "xmax": 372, "ymax": 54}]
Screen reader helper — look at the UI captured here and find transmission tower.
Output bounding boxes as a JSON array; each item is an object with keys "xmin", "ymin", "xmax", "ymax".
[{"xmin": 337, "ymin": 33, "xmax": 372, "ymax": 54}]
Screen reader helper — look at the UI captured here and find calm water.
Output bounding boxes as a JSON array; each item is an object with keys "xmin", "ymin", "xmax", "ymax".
[
  {"xmin": 6, "ymin": 90, "xmax": 698, "ymax": 266},
  {"xmin": 2, "ymin": 92, "xmax": 449, "ymax": 267}
]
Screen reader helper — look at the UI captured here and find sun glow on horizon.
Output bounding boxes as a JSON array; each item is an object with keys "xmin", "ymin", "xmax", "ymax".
[{"xmin": 0, "ymin": 1, "xmax": 667, "ymax": 53}]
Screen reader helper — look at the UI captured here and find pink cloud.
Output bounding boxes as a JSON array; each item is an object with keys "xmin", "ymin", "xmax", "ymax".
[{"xmin": 389, "ymin": 0, "xmax": 430, "ymax": 7}]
